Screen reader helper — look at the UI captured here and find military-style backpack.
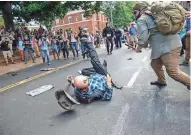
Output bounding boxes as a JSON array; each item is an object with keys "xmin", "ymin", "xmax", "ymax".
[{"xmin": 150, "ymin": 1, "xmax": 187, "ymax": 35}]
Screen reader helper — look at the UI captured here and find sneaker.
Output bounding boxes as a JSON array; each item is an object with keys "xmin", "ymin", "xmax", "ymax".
[
  {"xmin": 48, "ymin": 63, "xmax": 51, "ymax": 65},
  {"xmin": 78, "ymin": 70, "xmax": 82, "ymax": 75},
  {"xmin": 180, "ymin": 61, "xmax": 189, "ymax": 66},
  {"xmin": 150, "ymin": 81, "xmax": 167, "ymax": 87}
]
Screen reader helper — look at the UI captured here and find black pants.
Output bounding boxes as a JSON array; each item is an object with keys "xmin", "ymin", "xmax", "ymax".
[
  {"xmin": 180, "ymin": 36, "xmax": 186, "ymax": 56},
  {"xmin": 115, "ymin": 36, "xmax": 122, "ymax": 48},
  {"xmin": 106, "ymin": 38, "xmax": 114, "ymax": 54},
  {"xmin": 83, "ymin": 42, "xmax": 107, "ymax": 76},
  {"xmin": 59, "ymin": 48, "xmax": 69, "ymax": 59},
  {"xmin": 71, "ymin": 49, "xmax": 78, "ymax": 58}
]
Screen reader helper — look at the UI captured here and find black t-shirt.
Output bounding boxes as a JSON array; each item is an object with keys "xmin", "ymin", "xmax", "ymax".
[
  {"xmin": 1, "ymin": 40, "xmax": 10, "ymax": 51},
  {"xmin": 115, "ymin": 30, "xmax": 122, "ymax": 37},
  {"xmin": 23, "ymin": 38, "xmax": 32, "ymax": 47}
]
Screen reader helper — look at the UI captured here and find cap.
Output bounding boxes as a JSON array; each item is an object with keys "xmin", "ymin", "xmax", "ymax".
[{"xmin": 133, "ymin": 2, "xmax": 149, "ymax": 11}]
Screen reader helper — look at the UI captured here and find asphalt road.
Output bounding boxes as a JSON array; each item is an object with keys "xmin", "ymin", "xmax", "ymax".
[{"xmin": 0, "ymin": 46, "xmax": 190, "ymax": 135}]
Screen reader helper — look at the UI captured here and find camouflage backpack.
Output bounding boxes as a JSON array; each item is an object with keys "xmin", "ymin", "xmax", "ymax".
[{"xmin": 150, "ymin": 1, "xmax": 186, "ymax": 35}]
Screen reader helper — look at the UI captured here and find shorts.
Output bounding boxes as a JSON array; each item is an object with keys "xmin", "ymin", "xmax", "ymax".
[
  {"xmin": 3, "ymin": 51, "xmax": 12, "ymax": 59},
  {"xmin": 51, "ymin": 45, "xmax": 58, "ymax": 53},
  {"xmin": 130, "ymin": 35, "xmax": 138, "ymax": 43},
  {"xmin": 70, "ymin": 42, "xmax": 77, "ymax": 50}
]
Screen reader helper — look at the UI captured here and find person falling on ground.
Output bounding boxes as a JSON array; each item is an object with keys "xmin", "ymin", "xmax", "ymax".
[{"xmin": 55, "ymin": 36, "xmax": 113, "ymax": 109}]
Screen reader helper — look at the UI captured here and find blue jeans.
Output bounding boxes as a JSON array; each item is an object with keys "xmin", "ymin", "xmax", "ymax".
[
  {"xmin": 80, "ymin": 42, "xmax": 89, "ymax": 59},
  {"xmin": 41, "ymin": 49, "xmax": 50, "ymax": 64},
  {"xmin": 70, "ymin": 42, "xmax": 78, "ymax": 57},
  {"xmin": 70, "ymin": 42, "xmax": 77, "ymax": 50},
  {"xmin": 24, "ymin": 47, "xmax": 35, "ymax": 63}
]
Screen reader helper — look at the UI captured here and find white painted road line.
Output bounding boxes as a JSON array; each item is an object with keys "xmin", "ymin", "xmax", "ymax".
[
  {"xmin": 111, "ymin": 103, "xmax": 130, "ymax": 135},
  {"xmin": 124, "ymin": 67, "xmax": 143, "ymax": 88}
]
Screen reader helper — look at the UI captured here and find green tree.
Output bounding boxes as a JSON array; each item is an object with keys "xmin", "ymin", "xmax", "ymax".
[
  {"xmin": 0, "ymin": 1, "xmax": 103, "ymax": 30},
  {"xmin": 0, "ymin": 16, "xmax": 4, "ymax": 26},
  {"xmin": 102, "ymin": 1, "xmax": 136, "ymax": 27}
]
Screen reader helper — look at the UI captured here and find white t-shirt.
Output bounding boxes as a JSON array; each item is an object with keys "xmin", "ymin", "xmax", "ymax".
[{"xmin": 71, "ymin": 34, "xmax": 77, "ymax": 42}]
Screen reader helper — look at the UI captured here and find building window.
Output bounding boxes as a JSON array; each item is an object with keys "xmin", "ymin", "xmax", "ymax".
[
  {"xmin": 55, "ymin": 19, "xmax": 59, "ymax": 25},
  {"xmin": 68, "ymin": 16, "xmax": 72, "ymax": 24},
  {"xmin": 76, "ymin": 17, "xmax": 78, "ymax": 21},
  {"xmin": 81, "ymin": 14, "xmax": 86, "ymax": 21}
]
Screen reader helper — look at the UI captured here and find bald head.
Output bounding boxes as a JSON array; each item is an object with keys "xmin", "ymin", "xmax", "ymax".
[{"xmin": 74, "ymin": 75, "xmax": 89, "ymax": 90}]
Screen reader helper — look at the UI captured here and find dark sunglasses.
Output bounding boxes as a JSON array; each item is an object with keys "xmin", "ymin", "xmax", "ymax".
[{"xmin": 132, "ymin": 11, "xmax": 137, "ymax": 15}]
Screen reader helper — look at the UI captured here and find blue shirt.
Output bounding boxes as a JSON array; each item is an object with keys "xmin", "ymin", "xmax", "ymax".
[
  {"xmin": 129, "ymin": 26, "xmax": 137, "ymax": 35},
  {"xmin": 17, "ymin": 40, "xmax": 24, "ymax": 50},
  {"xmin": 41, "ymin": 40, "xmax": 49, "ymax": 50},
  {"xmin": 74, "ymin": 73, "xmax": 113, "ymax": 101}
]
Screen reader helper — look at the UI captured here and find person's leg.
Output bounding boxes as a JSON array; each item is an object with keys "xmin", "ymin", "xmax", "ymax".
[
  {"xmin": 3, "ymin": 51, "xmax": 8, "ymax": 65},
  {"xmin": 7, "ymin": 51, "xmax": 15, "ymax": 64},
  {"xmin": 74, "ymin": 42, "xmax": 79, "ymax": 57},
  {"xmin": 35, "ymin": 46, "xmax": 41, "ymax": 57},
  {"xmin": 184, "ymin": 35, "xmax": 190, "ymax": 64},
  {"xmin": 41, "ymin": 50, "xmax": 46, "ymax": 63},
  {"xmin": 119, "ymin": 37, "xmax": 122, "ymax": 48},
  {"xmin": 150, "ymin": 58, "xmax": 166, "ymax": 86},
  {"xmin": 81, "ymin": 67, "xmax": 96, "ymax": 76},
  {"xmin": 20, "ymin": 50, "xmax": 24, "ymax": 61},
  {"xmin": 56, "ymin": 49, "xmax": 60, "ymax": 60},
  {"xmin": 46, "ymin": 49, "xmax": 51, "ymax": 65},
  {"xmin": 83, "ymin": 42, "xmax": 107, "ymax": 75},
  {"xmin": 106, "ymin": 38, "xmax": 110, "ymax": 55},
  {"xmin": 81, "ymin": 43, "xmax": 85, "ymax": 59},
  {"xmin": 66, "ymin": 48, "xmax": 69, "ymax": 59},
  {"xmin": 62, "ymin": 49, "xmax": 66, "ymax": 59},
  {"xmin": 58, "ymin": 48, "xmax": 61, "ymax": 58},
  {"xmin": 161, "ymin": 47, "xmax": 190, "ymax": 90},
  {"xmin": 71, "ymin": 43, "xmax": 76, "ymax": 59},
  {"xmin": 52, "ymin": 50, "xmax": 56, "ymax": 60},
  {"xmin": 115, "ymin": 37, "xmax": 119, "ymax": 48},
  {"xmin": 29, "ymin": 48, "xmax": 35, "ymax": 63},
  {"xmin": 109, "ymin": 38, "xmax": 114, "ymax": 54},
  {"xmin": 24, "ymin": 48, "xmax": 29, "ymax": 64}
]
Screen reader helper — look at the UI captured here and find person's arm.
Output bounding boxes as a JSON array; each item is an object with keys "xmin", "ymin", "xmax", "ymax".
[
  {"xmin": 106, "ymin": 74, "xmax": 112, "ymax": 88},
  {"xmin": 135, "ymin": 17, "xmax": 149, "ymax": 52}
]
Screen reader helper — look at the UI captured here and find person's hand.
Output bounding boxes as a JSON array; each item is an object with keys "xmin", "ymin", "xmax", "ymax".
[
  {"xmin": 105, "ymin": 74, "xmax": 112, "ymax": 82},
  {"xmin": 186, "ymin": 30, "xmax": 191, "ymax": 35},
  {"xmin": 134, "ymin": 47, "xmax": 142, "ymax": 53},
  {"xmin": 67, "ymin": 75, "xmax": 73, "ymax": 83}
]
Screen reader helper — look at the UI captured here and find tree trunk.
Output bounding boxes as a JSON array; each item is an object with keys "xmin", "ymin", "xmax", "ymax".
[{"xmin": 1, "ymin": 1, "xmax": 14, "ymax": 30}]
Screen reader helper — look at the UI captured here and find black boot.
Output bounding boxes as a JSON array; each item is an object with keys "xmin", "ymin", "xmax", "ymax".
[{"xmin": 150, "ymin": 81, "xmax": 167, "ymax": 87}]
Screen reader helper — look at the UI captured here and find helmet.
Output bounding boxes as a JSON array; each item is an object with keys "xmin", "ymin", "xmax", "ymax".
[
  {"xmin": 133, "ymin": 2, "xmax": 149, "ymax": 11},
  {"xmin": 79, "ymin": 26, "xmax": 83, "ymax": 31}
]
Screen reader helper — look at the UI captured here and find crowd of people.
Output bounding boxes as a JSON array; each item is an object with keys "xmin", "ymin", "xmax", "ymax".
[
  {"xmin": 0, "ymin": 22, "xmax": 139, "ymax": 66},
  {"xmin": 0, "ymin": 26, "xmax": 105, "ymax": 66}
]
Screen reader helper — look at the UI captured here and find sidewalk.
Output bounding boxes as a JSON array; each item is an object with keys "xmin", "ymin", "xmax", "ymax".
[{"xmin": 0, "ymin": 47, "xmax": 106, "ymax": 75}]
